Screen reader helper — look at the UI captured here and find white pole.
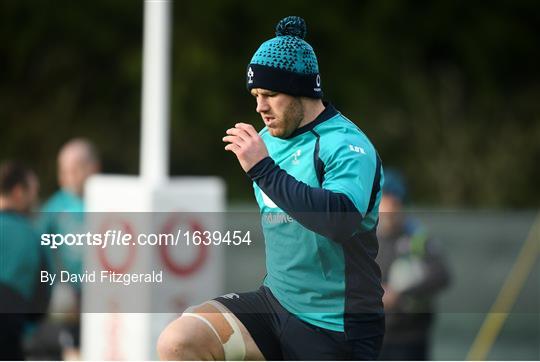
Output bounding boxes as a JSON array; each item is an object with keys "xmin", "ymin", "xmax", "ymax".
[{"xmin": 140, "ymin": 0, "xmax": 172, "ymax": 185}]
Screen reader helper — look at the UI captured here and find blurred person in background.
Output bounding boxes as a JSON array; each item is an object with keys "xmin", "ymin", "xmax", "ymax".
[
  {"xmin": 376, "ymin": 169, "xmax": 451, "ymax": 360},
  {"xmin": 41, "ymin": 138, "xmax": 100, "ymax": 276},
  {"xmin": 0, "ymin": 161, "xmax": 50, "ymax": 360},
  {"xmin": 32, "ymin": 138, "xmax": 100, "ymax": 360}
]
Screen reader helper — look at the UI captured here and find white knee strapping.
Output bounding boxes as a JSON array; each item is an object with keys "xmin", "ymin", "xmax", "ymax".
[
  {"xmin": 207, "ymin": 301, "xmax": 246, "ymax": 361},
  {"xmin": 180, "ymin": 302, "xmax": 246, "ymax": 361}
]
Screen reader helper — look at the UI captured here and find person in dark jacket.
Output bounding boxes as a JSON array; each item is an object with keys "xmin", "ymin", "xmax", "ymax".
[{"xmin": 377, "ymin": 169, "xmax": 451, "ymax": 360}]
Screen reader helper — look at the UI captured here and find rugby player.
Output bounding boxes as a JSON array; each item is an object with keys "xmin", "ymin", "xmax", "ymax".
[{"xmin": 158, "ymin": 16, "xmax": 385, "ymax": 360}]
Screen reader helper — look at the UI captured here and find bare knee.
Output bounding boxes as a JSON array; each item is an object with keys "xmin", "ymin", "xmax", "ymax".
[
  {"xmin": 157, "ymin": 318, "xmax": 196, "ymax": 360},
  {"xmin": 157, "ymin": 313, "xmax": 222, "ymax": 361},
  {"xmin": 157, "ymin": 320, "xmax": 190, "ymax": 360}
]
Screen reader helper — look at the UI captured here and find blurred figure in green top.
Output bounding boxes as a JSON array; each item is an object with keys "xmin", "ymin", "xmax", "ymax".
[
  {"xmin": 40, "ymin": 138, "xmax": 100, "ymax": 277},
  {"xmin": 0, "ymin": 161, "xmax": 49, "ymax": 360},
  {"xmin": 36, "ymin": 138, "xmax": 100, "ymax": 360}
]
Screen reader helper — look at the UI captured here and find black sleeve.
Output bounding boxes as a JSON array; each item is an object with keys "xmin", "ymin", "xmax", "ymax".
[{"xmin": 247, "ymin": 157, "xmax": 363, "ymax": 242}]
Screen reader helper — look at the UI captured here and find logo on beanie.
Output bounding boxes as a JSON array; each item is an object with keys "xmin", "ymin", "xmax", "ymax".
[
  {"xmin": 314, "ymin": 74, "xmax": 321, "ymax": 92},
  {"xmin": 247, "ymin": 67, "xmax": 254, "ymax": 84}
]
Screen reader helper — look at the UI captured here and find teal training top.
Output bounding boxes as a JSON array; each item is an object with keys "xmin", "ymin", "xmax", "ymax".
[
  {"xmin": 246, "ymin": 103, "xmax": 384, "ymax": 336},
  {"xmin": 41, "ymin": 189, "xmax": 84, "ymax": 213},
  {"xmin": 0, "ymin": 211, "xmax": 42, "ymax": 300},
  {"xmin": 39, "ymin": 189, "xmax": 85, "ymax": 277}
]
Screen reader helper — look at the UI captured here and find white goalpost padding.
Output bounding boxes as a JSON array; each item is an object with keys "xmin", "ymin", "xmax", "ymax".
[{"xmin": 81, "ymin": 1, "xmax": 225, "ymax": 359}]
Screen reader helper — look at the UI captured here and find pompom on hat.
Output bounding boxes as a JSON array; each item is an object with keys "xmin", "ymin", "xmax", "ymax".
[{"xmin": 246, "ymin": 16, "xmax": 322, "ymax": 98}]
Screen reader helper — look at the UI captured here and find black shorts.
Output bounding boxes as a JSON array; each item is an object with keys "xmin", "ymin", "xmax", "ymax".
[{"xmin": 214, "ymin": 286, "xmax": 384, "ymax": 361}]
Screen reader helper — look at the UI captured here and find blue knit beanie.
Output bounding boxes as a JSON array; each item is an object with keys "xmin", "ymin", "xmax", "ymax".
[{"xmin": 246, "ymin": 16, "xmax": 322, "ymax": 98}]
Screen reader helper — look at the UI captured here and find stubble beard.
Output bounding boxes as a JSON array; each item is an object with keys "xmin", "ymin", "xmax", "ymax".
[{"xmin": 273, "ymin": 98, "xmax": 304, "ymax": 139}]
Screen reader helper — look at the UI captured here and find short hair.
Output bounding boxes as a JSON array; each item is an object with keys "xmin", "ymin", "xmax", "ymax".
[
  {"xmin": 59, "ymin": 138, "xmax": 100, "ymax": 165},
  {"xmin": 0, "ymin": 161, "xmax": 33, "ymax": 195}
]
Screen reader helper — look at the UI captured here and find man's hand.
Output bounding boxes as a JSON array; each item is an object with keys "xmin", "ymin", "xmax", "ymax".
[{"xmin": 223, "ymin": 123, "xmax": 269, "ymax": 172}]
